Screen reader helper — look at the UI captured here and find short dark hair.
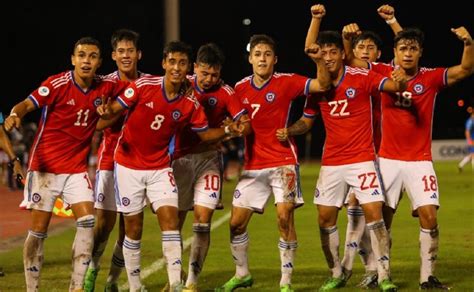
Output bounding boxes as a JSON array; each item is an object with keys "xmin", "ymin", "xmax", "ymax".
[
  {"xmin": 394, "ymin": 27, "xmax": 424, "ymax": 48},
  {"xmin": 249, "ymin": 34, "xmax": 276, "ymax": 54},
  {"xmin": 73, "ymin": 37, "xmax": 102, "ymax": 56},
  {"xmin": 317, "ymin": 31, "xmax": 344, "ymax": 50},
  {"xmin": 163, "ymin": 41, "xmax": 193, "ymax": 61},
  {"xmin": 111, "ymin": 29, "xmax": 140, "ymax": 51},
  {"xmin": 353, "ymin": 31, "xmax": 383, "ymax": 49},
  {"xmin": 196, "ymin": 43, "xmax": 225, "ymax": 68}
]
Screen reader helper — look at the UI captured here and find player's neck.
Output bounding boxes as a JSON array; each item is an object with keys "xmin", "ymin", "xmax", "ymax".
[
  {"xmin": 73, "ymin": 71, "xmax": 93, "ymax": 90},
  {"xmin": 404, "ymin": 66, "xmax": 419, "ymax": 79},
  {"xmin": 252, "ymin": 73, "xmax": 272, "ymax": 88},
  {"xmin": 164, "ymin": 78, "xmax": 184, "ymax": 100},
  {"xmin": 331, "ymin": 67, "xmax": 344, "ymax": 86},
  {"xmin": 119, "ymin": 70, "xmax": 139, "ymax": 81}
]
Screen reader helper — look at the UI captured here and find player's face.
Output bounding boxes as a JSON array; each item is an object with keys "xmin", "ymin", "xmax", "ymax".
[
  {"xmin": 162, "ymin": 52, "xmax": 190, "ymax": 84},
  {"xmin": 353, "ymin": 39, "xmax": 381, "ymax": 62},
  {"xmin": 248, "ymin": 43, "xmax": 277, "ymax": 79},
  {"xmin": 393, "ymin": 39, "xmax": 422, "ymax": 72},
  {"xmin": 112, "ymin": 40, "xmax": 141, "ymax": 76},
  {"xmin": 71, "ymin": 44, "xmax": 102, "ymax": 80},
  {"xmin": 194, "ymin": 62, "xmax": 221, "ymax": 90},
  {"xmin": 320, "ymin": 44, "xmax": 344, "ymax": 74}
]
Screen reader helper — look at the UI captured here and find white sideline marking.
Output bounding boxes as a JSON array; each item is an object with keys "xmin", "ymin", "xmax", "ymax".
[{"xmin": 120, "ymin": 211, "xmax": 231, "ymax": 290}]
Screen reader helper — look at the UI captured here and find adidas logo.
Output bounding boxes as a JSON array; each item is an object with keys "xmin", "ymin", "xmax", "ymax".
[
  {"xmin": 130, "ymin": 268, "xmax": 141, "ymax": 276},
  {"xmin": 243, "ymin": 98, "xmax": 249, "ymax": 104},
  {"xmin": 346, "ymin": 242, "xmax": 358, "ymax": 248},
  {"xmin": 67, "ymin": 99, "xmax": 75, "ymax": 106},
  {"xmin": 371, "ymin": 189, "xmax": 380, "ymax": 196},
  {"xmin": 172, "ymin": 188, "xmax": 178, "ymax": 193},
  {"xmin": 209, "ymin": 192, "xmax": 217, "ymax": 198},
  {"xmin": 27, "ymin": 266, "xmax": 39, "ymax": 272},
  {"xmin": 379, "ymin": 255, "xmax": 389, "ymax": 261},
  {"xmin": 430, "ymin": 193, "xmax": 437, "ymax": 199},
  {"xmin": 172, "ymin": 259, "xmax": 182, "ymax": 265},
  {"xmin": 146, "ymin": 101, "xmax": 154, "ymax": 109},
  {"xmin": 282, "ymin": 262, "xmax": 293, "ymax": 268}
]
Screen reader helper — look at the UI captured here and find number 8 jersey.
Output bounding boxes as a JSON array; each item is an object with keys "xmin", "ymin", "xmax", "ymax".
[{"xmin": 27, "ymin": 71, "xmax": 128, "ymax": 173}]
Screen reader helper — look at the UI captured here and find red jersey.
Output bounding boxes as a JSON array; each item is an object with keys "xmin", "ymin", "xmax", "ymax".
[
  {"xmin": 97, "ymin": 71, "xmax": 148, "ymax": 170},
  {"xmin": 304, "ymin": 66, "xmax": 388, "ymax": 166},
  {"xmin": 114, "ymin": 75, "xmax": 209, "ymax": 170},
  {"xmin": 172, "ymin": 75, "xmax": 246, "ymax": 159},
  {"xmin": 235, "ymin": 72, "xmax": 311, "ymax": 170},
  {"xmin": 28, "ymin": 71, "xmax": 128, "ymax": 173},
  {"xmin": 371, "ymin": 62, "xmax": 447, "ymax": 161}
]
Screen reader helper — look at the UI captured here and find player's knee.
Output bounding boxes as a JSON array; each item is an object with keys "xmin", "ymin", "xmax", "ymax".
[
  {"xmin": 229, "ymin": 221, "xmax": 246, "ymax": 235},
  {"xmin": 76, "ymin": 214, "xmax": 95, "ymax": 229}
]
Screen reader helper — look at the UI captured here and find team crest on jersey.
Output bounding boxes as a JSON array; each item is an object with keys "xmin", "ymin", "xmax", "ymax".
[
  {"xmin": 93, "ymin": 97, "xmax": 102, "ymax": 107},
  {"xmin": 265, "ymin": 92, "xmax": 276, "ymax": 103},
  {"xmin": 97, "ymin": 193, "xmax": 105, "ymax": 202},
  {"xmin": 314, "ymin": 188, "xmax": 320, "ymax": 198},
  {"xmin": 32, "ymin": 193, "xmax": 42, "ymax": 203},
  {"xmin": 413, "ymin": 83, "xmax": 424, "ymax": 94},
  {"xmin": 208, "ymin": 97, "xmax": 218, "ymax": 107},
  {"xmin": 172, "ymin": 110, "xmax": 182, "ymax": 120},
  {"xmin": 233, "ymin": 189, "xmax": 241, "ymax": 199},
  {"xmin": 345, "ymin": 88, "xmax": 356, "ymax": 98},
  {"xmin": 122, "ymin": 197, "xmax": 130, "ymax": 206},
  {"xmin": 124, "ymin": 88, "xmax": 135, "ymax": 99},
  {"xmin": 38, "ymin": 86, "xmax": 50, "ymax": 97}
]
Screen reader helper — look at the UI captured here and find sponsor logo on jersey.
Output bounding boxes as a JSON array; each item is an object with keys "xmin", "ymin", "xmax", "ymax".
[
  {"xmin": 124, "ymin": 88, "xmax": 134, "ymax": 99},
  {"xmin": 208, "ymin": 96, "xmax": 218, "ymax": 106},
  {"xmin": 38, "ymin": 86, "xmax": 50, "ymax": 97},
  {"xmin": 172, "ymin": 110, "xmax": 182, "ymax": 120},
  {"xmin": 413, "ymin": 83, "xmax": 424, "ymax": 94},
  {"xmin": 122, "ymin": 197, "xmax": 130, "ymax": 206},
  {"xmin": 345, "ymin": 87, "xmax": 356, "ymax": 98},
  {"xmin": 234, "ymin": 189, "xmax": 241, "ymax": 199},
  {"xmin": 93, "ymin": 97, "xmax": 102, "ymax": 107},
  {"xmin": 265, "ymin": 92, "xmax": 276, "ymax": 103},
  {"xmin": 32, "ymin": 193, "xmax": 41, "ymax": 203}
]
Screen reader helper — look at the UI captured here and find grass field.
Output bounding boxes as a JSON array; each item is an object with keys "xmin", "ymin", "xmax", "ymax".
[{"xmin": 0, "ymin": 161, "xmax": 472, "ymax": 291}]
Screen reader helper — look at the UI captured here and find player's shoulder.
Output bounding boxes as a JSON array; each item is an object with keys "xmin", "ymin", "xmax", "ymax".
[
  {"xmin": 346, "ymin": 66, "xmax": 370, "ymax": 76},
  {"xmin": 134, "ymin": 74, "xmax": 163, "ymax": 88},
  {"xmin": 216, "ymin": 82, "xmax": 235, "ymax": 96},
  {"xmin": 273, "ymin": 72, "xmax": 297, "ymax": 79},
  {"xmin": 46, "ymin": 71, "xmax": 73, "ymax": 88},
  {"xmin": 235, "ymin": 75, "xmax": 253, "ymax": 89},
  {"xmin": 419, "ymin": 67, "xmax": 445, "ymax": 74}
]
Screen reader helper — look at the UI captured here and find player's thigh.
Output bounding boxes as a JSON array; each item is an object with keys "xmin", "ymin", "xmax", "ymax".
[
  {"xmin": 233, "ymin": 168, "xmax": 272, "ymax": 213},
  {"xmin": 313, "ymin": 165, "xmax": 348, "ymax": 208},
  {"xmin": 24, "ymin": 171, "xmax": 61, "ymax": 212},
  {"xmin": 172, "ymin": 157, "xmax": 195, "ymax": 211},
  {"xmin": 147, "ymin": 167, "xmax": 179, "ymax": 212},
  {"xmin": 403, "ymin": 161, "xmax": 440, "ymax": 210},
  {"xmin": 346, "ymin": 161, "xmax": 384, "ymax": 206},
  {"xmin": 115, "ymin": 163, "xmax": 147, "ymax": 214},
  {"xmin": 194, "ymin": 156, "xmax": 222, "ymax": 210},
  {"xmin": 378, "ymin": 158, "xmax": 404, "ymax": 209},
  {"xmin": 270, "ymin": 164, "xmax": 304, "ymax": 207},
  {"xmin": 94, "ymin": 170, "xmax": 117, "ymax": 211}
]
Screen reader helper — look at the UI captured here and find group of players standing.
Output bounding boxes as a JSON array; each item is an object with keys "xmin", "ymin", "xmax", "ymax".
[{"xmin": 3, "ymin": 3, "xmax": 473, "ymax": 292}]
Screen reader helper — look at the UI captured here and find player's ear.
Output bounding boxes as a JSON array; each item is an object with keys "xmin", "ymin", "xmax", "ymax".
[
  {"xmin": 377, "ymin": 50, "xmax": 382, "ymax": 60},
  {"xmin": 112, "ymin": 51, "xmax": 117, "ymax": 61},
  {"xmin": 137, "ymin": 50, "xmax": 142, "ymax": 61},
  {"xmin": 273, "ymin": 55, "xmax": 278, "ymax": 65},
  {"xmin": 419, "ymin": 48, "xmax": 423, "ymax": 58}
]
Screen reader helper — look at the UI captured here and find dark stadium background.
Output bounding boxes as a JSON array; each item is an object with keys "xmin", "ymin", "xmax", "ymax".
[{"xmin": 4, "ymin": 0, "xmax": 473, "ymax": 159}]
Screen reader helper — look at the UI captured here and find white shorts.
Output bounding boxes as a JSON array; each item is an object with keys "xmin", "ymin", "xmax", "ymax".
[
  {"xmin": 94, "ymin": 170, "xmax": 117, "ymax": 211},
  {"xmin": 24, "ymin": 171, "xmax": 94, "ymax": 212},
  {"xmin": 232, "ymin": 165, "xmax": 304, "ymax": 213},
  {"xmin": 314, "ymin": 161, "xmax": 384, "ymax": 208},
  {"xmin": 378, "ymin": 158, "xmax": 440, "ymax": 210},
  {"xmin": 343, "ymin": 158, "xmax": 382, "ymax": 205},
  {"xmin": 114, "ymin": 163, "xmax": 178, "ymax": 214},
  {"xmin": 172, "ymin": 151, "xmax": 222, "ymax": 211}
]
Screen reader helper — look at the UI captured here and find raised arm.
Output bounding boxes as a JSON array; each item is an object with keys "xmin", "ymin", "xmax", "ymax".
[
  {"xmin": 377, "ymin": 4, "xmax": 403, "ymax": 35},
  {"xmin": 305, "ymin": 4, "xmax": 326, "ymax": 52},
  {"xmin": 446, "ymin": 27, "xmax": 474, "ymax": 86},
  {"xmin": 342, "ymin": 23, "xmax": 369, "ymax": 69},
  {"xmin": 4, "ymin": 98, "xmax": 36, "ymax": 131},
  {"xmin": 307, "ymin": 43, "xmax": 332, "ymax": 93}
]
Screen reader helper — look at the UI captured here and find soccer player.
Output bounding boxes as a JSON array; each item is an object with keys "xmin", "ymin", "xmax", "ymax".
[
  {"xmin": 215, "ymin": 34, "xmax": 331, "ymax": 292},
  {"xmin": 343, "ymin": 20, "xmax": 474, "ymax": 290},
  {"xmin": 458, "ymin": 110, "xmax": 474, "ymax": 172},
  {"xmin": 84, "ymin": 28, "xmax": 146, "ymax": 292},
  {"xmin": 280, "ymin": 5, "xmax": 407, "ymax": 291},
  {"xmin": 97, "ymin": 41, "xmax": 242, "ymax": 292},
  {"xmin": 4, "ymin": 37, "xmax": 129, "ymax": 292},
  {"xmin": 171, "ymin": 43, "xmax": 247, "ymax": 292}
]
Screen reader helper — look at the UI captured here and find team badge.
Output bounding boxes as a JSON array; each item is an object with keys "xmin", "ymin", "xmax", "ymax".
[
  {"xmin": 233, "ymin": 189, "xmax": 241, "ymax": 199},
  {"xmin": 265, "ymin": 92, "xmax": 276, "ymax": 103},
  {"xmin": 97, "ymin": 193, "xmax": 105, "ymax": 202},
  {"xmin": 314, "ymin": 188, "xmax": 320, "ymax": 198},
  {"xmin": 208, "ymin": 97, "xmax": 218, "ymax": 106},
  {"xmin": 172, "ymin": 110, "xmax": 182, "ymax": 120},
  {"xmin": 124, "ymin": 88, "xmax": 134, "ymax": 99},
  {"xmin": 38, "ymin": 86, "xmax": 50, "ymax": 97},
  {"xmin": 413, "ymin": 83, "xmax": 424, "ymax": 94},
  {"xmin": 32, "ymin": 193, "xmax": 42, "ymax": 203},
  {"xmin": 345, "ymin": 88, "xmax": 356, "ymax": 98},
  {"xmin": 93, "ymin": 97, "xmax": 102, "ymax": 107},
  {"xmin": 122, "ymin": 197, "xmax": 130, "ymax": 206}
]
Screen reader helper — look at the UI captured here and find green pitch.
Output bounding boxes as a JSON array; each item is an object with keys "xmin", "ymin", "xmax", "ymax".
[{"xmin": 0, "ymin": 161, "xmax": 472, "ymax": 291}]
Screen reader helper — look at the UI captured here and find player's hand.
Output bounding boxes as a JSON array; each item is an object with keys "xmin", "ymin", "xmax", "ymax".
[
  {"xmin": 305, "ymin": 43, "xmax": 322, "ymax": 61},
  {"xmin": 12, "ymin": 161, "xmax": 25, "ymax": 187},
  {"xmin": 451, "ymin": 27, "xmax": 472, "ymax": 45},
  {"xmin": 4, "ymin": 115, "xmax": 21, "ymax": 131},
  {"xmin": 391, "ymin": 66, "xmax": 408, "ymax": 90},
  {"xmin": 96, "ymin": 95, "xmax": 112, "ymax": 119},
  {"xmin": 310, "ymin": 4, "xmax": 326, "ymax": 19},
  {"xmin": 377, "ymin": 4, "xmax": 396, "ymax": 21},
  {"xmin": 276, "ymin": 128, "xmax": 289, "ymax": 141},
  {"xmin": 342, "ymin": 23, "xmax": 361, "ymax": 41}
]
